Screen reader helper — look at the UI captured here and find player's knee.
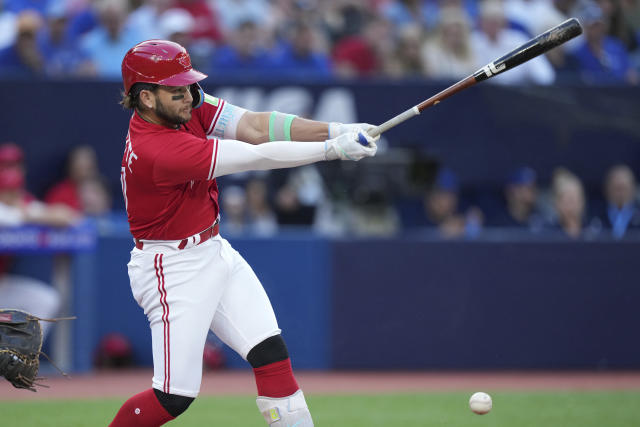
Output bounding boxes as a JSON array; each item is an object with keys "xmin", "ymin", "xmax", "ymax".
[
  {"xmin": 153, "ymin": 389, "xmax": 194, "ymax": 417},
  {"xmin": 247, "ymin": 334, "xmax": 289, "ymax": 368}
]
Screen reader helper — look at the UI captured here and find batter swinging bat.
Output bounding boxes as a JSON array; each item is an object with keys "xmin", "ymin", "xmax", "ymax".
[{"xmin": 365, "ymin": 18, "xmax": 583, "ymax": 139}]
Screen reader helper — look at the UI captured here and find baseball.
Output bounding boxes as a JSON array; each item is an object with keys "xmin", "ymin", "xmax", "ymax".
[{"xmin": 469, "ymin": 392, "xmax": 492, "ymax": 415}]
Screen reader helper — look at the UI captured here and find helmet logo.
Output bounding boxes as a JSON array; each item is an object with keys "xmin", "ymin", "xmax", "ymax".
[{"xmin": 177, "ymin": 53, "xmax": 190, "ymax": 68}]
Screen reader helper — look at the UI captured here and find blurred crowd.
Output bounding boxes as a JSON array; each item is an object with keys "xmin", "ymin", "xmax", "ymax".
[
  {"xmin": 1, "ymin": 140, "xmax": 639, "ymax": 241},
  {"xmin": 403, "ymin": 163, "xmax": 640, "ymax": 240},
  {"xmin": 0, "ymin": 0, "xmax": 639, "ymax": 84},
  {"xmin": 0, "ymin": 141, "xmax": 110, "ymax": 235},
  {"xmin": 212, "ymin": 161, "xmax": 640, "ymax": 241}
]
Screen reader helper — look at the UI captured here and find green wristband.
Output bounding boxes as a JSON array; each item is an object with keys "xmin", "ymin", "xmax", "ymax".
[
  {"xmin": 283, "ymin": 114, "xmax": 295, "ymax": 141},
  {"xmin": 268, "ymin": 111, "xmax": 277, "ymax": 142},
  {"xmin": 269, "ymin": 111, "xmax": 297, "ymax": 141}
]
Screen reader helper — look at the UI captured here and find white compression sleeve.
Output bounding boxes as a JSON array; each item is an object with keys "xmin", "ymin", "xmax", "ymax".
[{"xmin": 213, "ymin": 139, "xmax": 327, "ymax": 178}]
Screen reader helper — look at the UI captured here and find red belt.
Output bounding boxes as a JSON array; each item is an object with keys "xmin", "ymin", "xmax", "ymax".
[{"xmin": 135, "ymin": 222, "xmax": 219, "ymax": 250}]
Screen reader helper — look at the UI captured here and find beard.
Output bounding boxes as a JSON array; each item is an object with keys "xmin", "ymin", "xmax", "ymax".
[{"xmin": 155, "ymin": 99, "xmax": 191, "ymax": 126}]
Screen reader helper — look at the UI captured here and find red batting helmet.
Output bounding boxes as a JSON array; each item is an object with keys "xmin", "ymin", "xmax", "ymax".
[{"xmin": 121, "ymin": 39, "xmax": 207, "ymax": 95}]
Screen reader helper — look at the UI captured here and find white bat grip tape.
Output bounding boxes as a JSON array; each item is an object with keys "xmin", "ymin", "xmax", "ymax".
[{"xmin": 368, "ymin": 106, "xmax": 420, "ymax": 137}]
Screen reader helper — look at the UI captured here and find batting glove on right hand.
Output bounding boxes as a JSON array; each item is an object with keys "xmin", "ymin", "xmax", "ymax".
[{"xmin": 325, "ymin": 132, "xmax": 377, "ymax": 161}]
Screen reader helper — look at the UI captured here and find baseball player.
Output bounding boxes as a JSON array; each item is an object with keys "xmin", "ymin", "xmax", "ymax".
[{"xmin": 110, "ymin": 39, "xmax": 378, "ymax": 427}]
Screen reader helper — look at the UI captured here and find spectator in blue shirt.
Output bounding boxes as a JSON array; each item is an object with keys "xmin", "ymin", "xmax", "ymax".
[
  {"xmin": 600, "ymin": 164, "xmax": 640, "ymax": 239},
  {"xmin": 0, "ymin": 10, "xmax": 44, "ymax": 77},
  {"xmin": 270, "ymin": 21, "xmax": 332, "ymax": 80},
  {"xmin": 80, "ymin": 0, "xmax": 144, "ymax": 79},
  {"xmin": 488, "ymin": 166, "xmax": 544, "ymax": 231},
  {"xmin": 569, "ymin": 2, "xmax": 638, "ymax": 85},
  {"xmin": 3, "ymin": 0, "xmax": 49, "ymax": 14},
  {"xmin": 210, "ymin": 19, "xmax": 276, "ymax": 78},
  {"xmin": 37, "ymin": 0, "xmax": 94, "ymax": 77},
  {"xmin": 380, "ymin": 0, "xmax": 478, "ymax": 33},
  {"xmin": 66, "ymin": 3, "xmax": 99, "ymax": 41},
  {"xmin": 421, "ymin": 167, "xmax": 483, "ymax": 238}
]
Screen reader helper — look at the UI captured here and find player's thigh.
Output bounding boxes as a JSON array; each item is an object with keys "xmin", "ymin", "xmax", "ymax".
[
  {"xmin": 210, "ymin": 240, "xmax": 280, "ymax": 360},
  {"xmin": 130, "ymin": 240, "xmax": 230, "ymax": 396},
  {"xmin": 149, "ymin": 306, "xmax": 214, "ymax": 397}
]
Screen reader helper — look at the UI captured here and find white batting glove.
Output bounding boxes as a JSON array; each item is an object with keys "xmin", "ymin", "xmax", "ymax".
[
  {"xmin": 328, "ymin": 122, "xmax": 378, "ymax": 140},
  {"xmin": 325, "ymin": 132, "xmax": 377, "ymax": 161}
]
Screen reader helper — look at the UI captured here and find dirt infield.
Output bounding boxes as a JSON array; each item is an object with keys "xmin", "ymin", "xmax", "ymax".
[{"xmin": 1, "ymin": 370, "xmax": 639, "ymax": 401}]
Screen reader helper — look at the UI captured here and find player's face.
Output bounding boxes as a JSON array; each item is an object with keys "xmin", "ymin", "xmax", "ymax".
[{"xmin": 154, "ymin": 86, "xmax": 193, "ymax": 126}]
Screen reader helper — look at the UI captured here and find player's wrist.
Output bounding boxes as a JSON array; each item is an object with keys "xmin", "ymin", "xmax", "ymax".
[{"xmin": 328, "ymin": 122, "xmax": 341, "ymax": 140}]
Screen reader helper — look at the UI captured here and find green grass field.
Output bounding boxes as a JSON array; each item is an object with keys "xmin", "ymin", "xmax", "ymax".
[{"xmin": 2, "ymin": 391, "xmax": 639, "ymax": 426}]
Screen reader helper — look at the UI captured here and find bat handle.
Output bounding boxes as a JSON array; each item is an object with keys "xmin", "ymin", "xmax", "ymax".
[{"xmin": 367, "ymin": 106, "xmax": 421, "ymax": 138}]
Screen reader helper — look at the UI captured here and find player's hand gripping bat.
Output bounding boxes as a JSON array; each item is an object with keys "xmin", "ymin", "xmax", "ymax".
[{"xmin": 363, "ymin": 18, "xmax": 583, "ymax": 140}]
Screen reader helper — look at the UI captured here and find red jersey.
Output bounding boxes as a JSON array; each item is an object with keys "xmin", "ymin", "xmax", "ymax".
[{"xmin": 121, "ymin": 97, "xmax": 228, "ymax": 240}]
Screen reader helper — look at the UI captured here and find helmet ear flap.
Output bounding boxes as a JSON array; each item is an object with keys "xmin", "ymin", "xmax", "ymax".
[{"xmin": 190, "ymin": 83, "xmax": 204, "ymax": 109}]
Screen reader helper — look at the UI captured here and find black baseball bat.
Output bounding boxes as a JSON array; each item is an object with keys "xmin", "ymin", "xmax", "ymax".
[{"xmin": 367, "ymin": 18, "xmax": 583, "ymax": 138}]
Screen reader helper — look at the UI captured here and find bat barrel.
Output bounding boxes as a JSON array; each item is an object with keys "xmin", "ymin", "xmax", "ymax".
[
  {"xmin": 535, "ymin": 17, "xmax": 583, "ymax": 50},
  {"xmin": 474, "ymin": 18, "xmax": 583, "ymax": 82}
]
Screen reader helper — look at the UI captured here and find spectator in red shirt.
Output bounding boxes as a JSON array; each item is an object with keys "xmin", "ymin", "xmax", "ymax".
[
  {"xmin": 0, "ymin": 142, "xmax": 25, "ymax": 171},
  {"xmin": 332, "ymin": 15, "xmax": 393, "ymax": 78},
  {"xmin": 45, "ymin": 145, "xmax": 111, "ymax": 215},
  {"xmin": 0, "ymin": 142, "xmax": 35, "ymax": 204},
  {"xmin": 173, "ymin": 0, "xmax": 223, "ymax": 43}
]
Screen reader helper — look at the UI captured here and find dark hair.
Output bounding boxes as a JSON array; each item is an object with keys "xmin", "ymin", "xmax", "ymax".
[{"xmin": 120, "ymin": 83, "xmax": 158, "ymax": 110}]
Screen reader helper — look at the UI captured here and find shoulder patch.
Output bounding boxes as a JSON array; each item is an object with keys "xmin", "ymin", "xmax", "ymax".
[{"xmin": 204, "ymin": 94, "xmax": 219, "ymax": 107}]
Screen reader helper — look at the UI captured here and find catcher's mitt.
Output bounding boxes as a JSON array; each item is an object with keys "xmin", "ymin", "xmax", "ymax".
[{"xmin": 0, "ymin": 309, "xmax": 43, "ymax": 391}]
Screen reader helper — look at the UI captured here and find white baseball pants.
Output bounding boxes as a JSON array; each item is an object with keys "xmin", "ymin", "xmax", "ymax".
[{"xmin": 127, "ymin": 234, "xmax": 281, "ymax": 397}]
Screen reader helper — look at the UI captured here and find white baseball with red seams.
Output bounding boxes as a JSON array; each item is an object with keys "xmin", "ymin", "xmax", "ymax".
[{"xmin": 469, "ymin": 391, "xmax": 492, "ymax": 415}]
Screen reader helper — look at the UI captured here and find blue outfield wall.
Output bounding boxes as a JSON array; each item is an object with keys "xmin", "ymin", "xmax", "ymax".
[
  {"xmin": 331, "ymin": 239, "xmax": 640, "ymax": 370},
  {"xmin": 59, "ymin": 234, "xmax": 640, "ymax": 372}
]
